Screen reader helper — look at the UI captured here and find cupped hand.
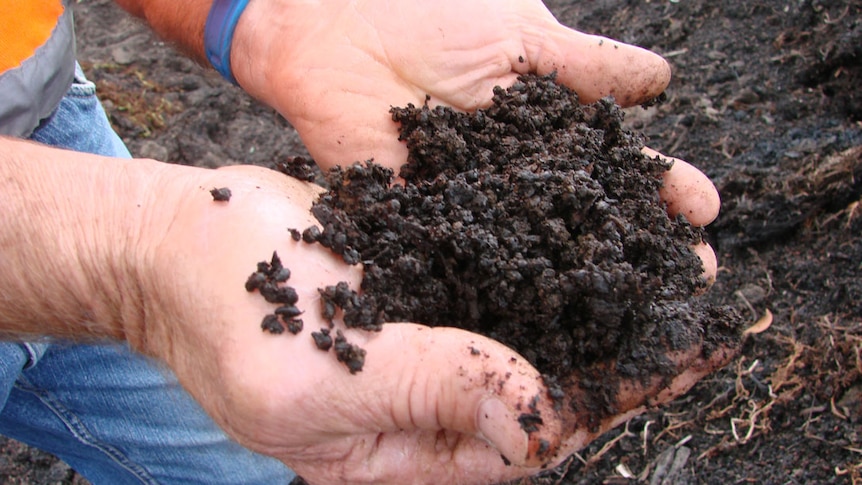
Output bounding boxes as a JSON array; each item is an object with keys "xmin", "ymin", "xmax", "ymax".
[
  {"xmin": 135, "ymin": 163, "xmax": 557, "ymax": 484},
  {"xmin": 229, "ymin": 0, "xmax": 720, "ymax": 283},
  {"xmin": 230, "ymin": 0, "xmax": 720, "ymax": 279},
  {"xmin": 127, "ymin": 160, "xmax": 732, "ymax": 485},
  {"xmin": 231, "ymin": 0, "xmax": 671, "ymax": 171}
]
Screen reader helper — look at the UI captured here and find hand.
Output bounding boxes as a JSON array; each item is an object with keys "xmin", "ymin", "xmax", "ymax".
[
  {"xmin": 231, "ymin": 0, "xmax": 671, "ymax": 171},
  {"xmin": 130, "ymin": 160, "xmax": 732, "ymax": 485},
  {"xmin": 135, "ymin": 164, "xmax": 558, "ymax": 483},
  {"xmin": 109, "ymin": 1, "xmax": 726, "ymax": 480},
  {"xmin": 0, "ymin": 137, "xmax": 731, "ymax": 484},
  {"xmin": 228, "ymin": 0, "xmax": 721, "ymax": 282},
  {"xmin": 230, "ymin": 0, "xmax": 720, "ymax": 280}
]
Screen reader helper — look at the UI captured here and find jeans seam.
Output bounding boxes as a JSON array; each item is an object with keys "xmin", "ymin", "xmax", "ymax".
[
  {"xmin": 65, "ymin": 81, "xmax": 96, "ymax": 98},
  {"xmin": 13, "ymin": 378, "xmax": 158, "ymax": 485},
  {"xmin": 68, "ymin": 62, "xmax": 97, "ymax": 98}
]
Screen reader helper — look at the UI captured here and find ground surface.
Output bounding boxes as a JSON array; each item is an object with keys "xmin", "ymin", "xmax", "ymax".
[{"xmin": 2, "ymin": 0, "xmax": 860, "ymax": 483}]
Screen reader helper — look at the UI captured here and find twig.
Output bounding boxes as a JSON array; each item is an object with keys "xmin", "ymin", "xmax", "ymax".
[{"xmin": 586, "ymin": 420, "xmax": 636, "ymax": 465}]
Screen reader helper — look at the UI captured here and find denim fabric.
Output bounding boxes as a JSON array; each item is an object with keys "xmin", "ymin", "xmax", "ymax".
[
  {"xmin": 0, "ymin": 65, "xmax": 295, "ymax": 484},
  {"xmin": 29, "ymin": 64, "xmax": 131, "ymax": 157}
]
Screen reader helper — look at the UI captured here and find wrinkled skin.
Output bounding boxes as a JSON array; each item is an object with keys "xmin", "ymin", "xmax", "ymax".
[{"xmin": 126, "ymin": 1, "xmax": 729, "ymax": 483}]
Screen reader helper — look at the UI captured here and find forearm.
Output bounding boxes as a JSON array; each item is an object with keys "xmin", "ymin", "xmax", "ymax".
[
  {"xmin": 113, "ymin": 0, "xmax": 212, "ymax": 63},
  {"xmin": 0, "ymin": 137, "xmax": 159, "ymax": 342},
  {"xmin": 111, "ymin": 0, "xmax": 282, "ymax": 95}
]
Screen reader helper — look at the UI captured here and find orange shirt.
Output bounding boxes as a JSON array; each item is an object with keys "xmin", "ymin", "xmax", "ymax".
[{"xmin": 0, "ymin": 0, "xmax": 66, "ymax": 74}]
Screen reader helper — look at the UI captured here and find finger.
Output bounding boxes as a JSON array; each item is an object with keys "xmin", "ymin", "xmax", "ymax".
[
  {"xmin": 644, "ymin": 147, "xmax": 721, "ymax": 226},
  {"xmin": 693, "ymin": 241, "xmax": 718, "ymax": 287},
  {"xmin": 640, "ymin": 148, "xmax": 720, "ymax": 285},
  {"xmin": 558, "ymin": 340, "xmax": 739, "ymax": 456},
  {"xmin": 340, "ymin": 324, "xmax": 562, "ymax": 468},
  {"xmin": 521, "ymin": 23, "xmax": 671, "ymax": 107}
]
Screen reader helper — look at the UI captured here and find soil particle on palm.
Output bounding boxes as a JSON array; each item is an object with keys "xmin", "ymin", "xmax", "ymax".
[
  {"xmin": 246, "ymin": 251, "xmax": 302, "ymax": 334},
  {"xmin": 260, "ymin": 314, "xmax": 286, "ymax": 335},
  {"xmin": 311, "ymin": 328, "xmax": 333, "ymax": 351},
  {"xmin": 333, "ymin": 330, "xmax": 366, "ymax": 375},
  {"xmin": 287, "ymin": 74, "xmax": 743, "ymax": 417},
  {"xmin": 318, "ymin": 281, "xmax": 382, "ymax": 331},
  {"xmin": 209, "ymin": 187, "xmax": 232, "ymax": 201}
]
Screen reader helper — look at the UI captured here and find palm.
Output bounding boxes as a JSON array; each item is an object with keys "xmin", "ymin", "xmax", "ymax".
[
  {"xmin": 138, "ymin": 166, "xmax": 552, "ymax": 483},
  {"xmin": 267, "ymin": 324, "xmax": 557, "ymax": 485}
]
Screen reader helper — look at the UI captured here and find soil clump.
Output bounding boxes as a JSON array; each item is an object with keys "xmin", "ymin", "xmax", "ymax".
[
  {"xmin": 289, "ymin": 74, "xmax": 743, "ymax": 422},
  {"xmin": 209, "ymin": 186, "xmax": 232, "ymax": 201},
  {"xmin": 245, "ymin": 251, "xmax": 303, "ymax": 335}
]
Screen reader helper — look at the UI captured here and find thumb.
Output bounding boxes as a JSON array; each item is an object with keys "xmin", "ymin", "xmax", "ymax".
[
  {"xmin": 351, "ymin": 323, "xmax": 563, "ymax": 467},
  {"xmin": 523, "ymin": 22, "xmax": 671, "ymax": 107}
]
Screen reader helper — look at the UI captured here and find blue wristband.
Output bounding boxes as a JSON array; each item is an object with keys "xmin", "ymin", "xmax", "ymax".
[{"xmin": 204, "ymin": 0, "xmax": 251, "ymax": 85}]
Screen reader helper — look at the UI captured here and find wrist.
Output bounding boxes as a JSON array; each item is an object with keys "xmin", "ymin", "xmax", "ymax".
[
  {"xmin": 227, "ymin": 0, "xmax": 269, "ymax": 94},
  {"xmin": 228, "ymin": 0, "xmax": 304, "ymax": 99},
  {"xmin": 204, "ymin": 0, "xmax": 252, "ymax": 84}
]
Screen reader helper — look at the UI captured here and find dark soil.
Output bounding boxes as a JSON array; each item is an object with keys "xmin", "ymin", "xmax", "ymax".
[
  {"xmin": 245, "ymin": 251, "xmax": 304, "ymax": 335},
  {"xmin": 209, "ymin": 186, "xmax": 231, "ymax": 202},
  {"xmin": 290, "ymin": 75, "xmax": 742, "ymax": 430},
  {"xmin": 3, "ymin": 0, "xmax": 860, "ymax": 483}
]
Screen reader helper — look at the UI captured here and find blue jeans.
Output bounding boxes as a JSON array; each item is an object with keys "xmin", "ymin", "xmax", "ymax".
[{"xmin": 1, "ymin": 65, "xmax": 296, "ymax": 484}]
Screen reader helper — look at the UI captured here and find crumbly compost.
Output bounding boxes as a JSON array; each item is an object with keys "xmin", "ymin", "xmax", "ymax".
[
  {"xmin": 245, "ymin": 251, "xmax": 303, "ymax": 335},
  {"xmin": 287, "ymin": 74, "xmax": 742, "ymax": 415}
]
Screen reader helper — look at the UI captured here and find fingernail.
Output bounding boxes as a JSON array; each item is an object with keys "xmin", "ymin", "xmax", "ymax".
[{"xmin": 476, "ymin": 397, "xmax": 528, "ymax": 466}]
